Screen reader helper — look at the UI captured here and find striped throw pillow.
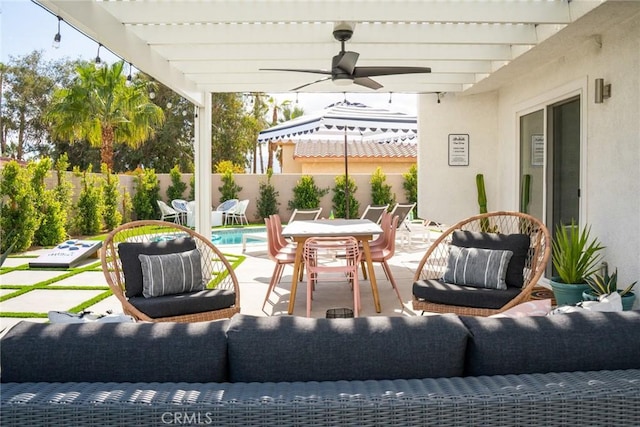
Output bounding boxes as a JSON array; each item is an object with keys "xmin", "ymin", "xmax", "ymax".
[
  {"xmin": 139, "ymin": 249, "xmax": 204, "ymax": 298},
  {"xmin": 443, "ymin": 246, "xmax": 513, "ymax": 290}
]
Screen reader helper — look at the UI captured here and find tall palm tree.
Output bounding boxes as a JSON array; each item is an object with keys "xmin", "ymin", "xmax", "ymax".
[{"xmin": 47, "ymin": 61, "xmax": 164, "ymax": 170}]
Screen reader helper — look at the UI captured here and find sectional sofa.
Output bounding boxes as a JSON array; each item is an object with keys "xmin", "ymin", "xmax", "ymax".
[{"xmin": 2, "ymin": 310, "xmax": 640, "ymax": 426}]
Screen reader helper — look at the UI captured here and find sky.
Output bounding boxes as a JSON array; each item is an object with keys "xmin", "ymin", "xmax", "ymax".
[{"xmin": 0, "ymin": 0, "xmax": 417, "ymax": 115}]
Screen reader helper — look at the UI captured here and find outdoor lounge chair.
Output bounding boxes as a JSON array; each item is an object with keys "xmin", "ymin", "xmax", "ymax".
[
  {"xmin": 360, "ymin": 204, "xmax": 389, "ymax": 224},
  {"xmin": 411, "ymin": 211, "xmax": 551, "ymax": 317},
  {"xmin": 388, "ymin": 202, "xmax": 416, "ymax": 247},
  {"xmin": 288, "ymin": 207, "xmax": 322, "ymax": 223},
  {"xmin": 101, "ymin": 220, "xmax": 240, "ymax": 322}
]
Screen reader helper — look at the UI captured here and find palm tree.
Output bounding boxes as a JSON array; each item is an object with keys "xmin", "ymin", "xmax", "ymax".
[{"xmin": 47, "ymin": 61, "xmax": 164, "ymax": 170}]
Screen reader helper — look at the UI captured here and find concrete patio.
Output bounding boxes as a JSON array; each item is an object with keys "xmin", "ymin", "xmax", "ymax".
[{"xmin": 0, "ymin": 232, "xmax": 435, "ymax": 333}]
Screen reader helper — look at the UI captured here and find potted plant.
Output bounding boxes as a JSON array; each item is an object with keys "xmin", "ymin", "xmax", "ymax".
[
  {"xmin": 550, "ymin": 221, "xmax": 605, "ymax": 306},
  {"xmin": 583, "ymin": 268, "xmax": 637, "ymax": 311}
]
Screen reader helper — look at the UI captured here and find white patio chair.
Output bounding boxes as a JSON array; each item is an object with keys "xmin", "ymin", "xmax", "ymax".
[
  {"xmin": 157, "ymin": 200, "xmax": 180, "ymax": 223},
  {"xmin": 171, "ymin": 199, "xmax": 189, "ymax": 225},
  {"xmin": 226, "ymin": 199, "xmax": 250, "ymax": 226}
]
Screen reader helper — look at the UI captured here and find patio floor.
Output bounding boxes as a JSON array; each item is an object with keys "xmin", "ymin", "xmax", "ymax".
[{"xmin": 0, "ymin": 232, "xmax": 435, "ymax": 333}]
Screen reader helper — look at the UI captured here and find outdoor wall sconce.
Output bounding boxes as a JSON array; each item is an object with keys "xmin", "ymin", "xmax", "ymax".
[{"xmin": 594, "ymin": 78, "xmax": 611, "ymax": 103}]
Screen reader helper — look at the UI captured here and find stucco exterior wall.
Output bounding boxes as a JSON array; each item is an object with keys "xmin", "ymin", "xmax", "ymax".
[
  {"xmin": 417, "ymin": 91, "xmax": 500, "ymax": 224},
  {"xmin": 417, "ymin": 6, "xmax": 640, "ymax": 288}
]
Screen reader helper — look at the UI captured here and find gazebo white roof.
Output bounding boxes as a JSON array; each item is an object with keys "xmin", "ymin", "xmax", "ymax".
[{"xmin": 35, "ymin": 0, "xmax": 606, "ymax": 105}]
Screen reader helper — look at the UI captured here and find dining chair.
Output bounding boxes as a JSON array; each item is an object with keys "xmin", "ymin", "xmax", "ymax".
[
  {"xmin": 303, "ymin": 236, "xmax": 362, "ymax": 317},
  {"xmin": 269, "ymin": 214, "xmax": 297, "ymax": 254},
  {"xmin": 262, "ymin": 216, "xmax": 298, "ymax": 311},
  {"xmin": 365, "ymin": 215, "xmax": 403, "ymax": 307}
]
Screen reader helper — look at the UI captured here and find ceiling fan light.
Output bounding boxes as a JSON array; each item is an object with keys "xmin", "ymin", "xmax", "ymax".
[{"xmin": 333, "ymin": 75, "xmax": 353, "ymax": 86}]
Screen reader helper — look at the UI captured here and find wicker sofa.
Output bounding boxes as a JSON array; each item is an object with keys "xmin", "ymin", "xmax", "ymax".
[{"xmin": 2, "ymin": 311, "xmax": 640, "ymax": 426}]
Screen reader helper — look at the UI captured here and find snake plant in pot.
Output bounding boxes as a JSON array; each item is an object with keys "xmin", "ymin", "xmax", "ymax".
[
  {"xmin": 583, "ymin": 268, "xmax": 637, "ymax": 311},
  {"xmin": 550, "ymin": 221, "xmax": 605, "ymax": 306}
]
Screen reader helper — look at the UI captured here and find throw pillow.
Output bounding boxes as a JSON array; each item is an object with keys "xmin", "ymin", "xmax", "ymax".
[
  {"xmin": 443, "ymin": 245, "xmax": 513, "ymax": 290},
  {"xmin": 139, "ymin": 249, "xmax": 204, "ymax": 298},
  {"xmin": 489, "ymin": 299, "xmax": 552, "ymax": 318},
  {"xmin": 452, "ymin": 230, "xmax": 530, "ymax": 288},
  {"xmin": 118, "ymin": 237, "xmax": 197, "ymax": 298}
]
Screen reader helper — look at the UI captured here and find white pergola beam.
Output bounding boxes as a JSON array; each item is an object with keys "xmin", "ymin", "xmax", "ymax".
[{"xmin": 102, "ymin": 0, "xmax": 578, "ymax": 25}]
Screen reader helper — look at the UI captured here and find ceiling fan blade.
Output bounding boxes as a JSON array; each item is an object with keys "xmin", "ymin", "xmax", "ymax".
[
  {"xmin": 353, "ymin": 66, "xmax": 431, "ymax": 78},
  {"xmin": 335, "ymin": 51, "xmax": 359, "ymax": 74},
  {"xmin": 354, "ymin": 77, "xmax": 383, "ymax": 90},
  {"xmin": 290, "ymin": 76, "xmax": 332, "ymax": 91},
  {"xmin": 260, "ymin": 68, "xmax": 332, "ymax": 76}
]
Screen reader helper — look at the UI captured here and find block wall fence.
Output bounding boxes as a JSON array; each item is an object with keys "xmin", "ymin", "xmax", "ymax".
[{"xmin": 45, "ymin": 172, "xmax": 411, "ymax": 224}]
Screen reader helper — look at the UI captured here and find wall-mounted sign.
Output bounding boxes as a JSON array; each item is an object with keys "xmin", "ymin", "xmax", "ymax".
[
  {"xmin": 531, "ymin": 134, "xmax": 544, "ymax": 166},
  {"xmin": 448, "ymin": 134, "xmax": 469, "ymax": 166}
]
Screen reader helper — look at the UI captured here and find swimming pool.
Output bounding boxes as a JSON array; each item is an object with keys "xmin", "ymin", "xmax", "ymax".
[{"xmin": 211, "ymin": 227, "xmax": 266, "ymax": 245}]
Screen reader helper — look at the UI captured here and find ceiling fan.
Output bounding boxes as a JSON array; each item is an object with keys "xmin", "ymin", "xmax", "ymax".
[{"xmin": 260, "ymin": 23, "xmax": 431, "ymax": 91}]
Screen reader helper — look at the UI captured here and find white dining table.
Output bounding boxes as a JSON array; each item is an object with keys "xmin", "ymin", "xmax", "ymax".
[{"xmin": 281, "ymin": 219, "xmax": 383, "ymax": 315}]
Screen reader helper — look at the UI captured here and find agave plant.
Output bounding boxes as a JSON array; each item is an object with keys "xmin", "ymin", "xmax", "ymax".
[
  {"xmin": 585, "ymin": 268, "xmax": 637, "ymax": 297},
  {"xmin": 551, "ymin": 221, "xmax": 605, "ymax": 284}
]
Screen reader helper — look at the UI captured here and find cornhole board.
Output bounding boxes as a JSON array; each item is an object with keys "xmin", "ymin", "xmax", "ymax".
[{"xmin": 29, "ymin": 240, "xmax": 103, "ymax": 268}]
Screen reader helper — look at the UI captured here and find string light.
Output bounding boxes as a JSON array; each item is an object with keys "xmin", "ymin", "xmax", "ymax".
[
  {"xmin": 94, "ymin": 44, "xmax": 104, "ymax": 69},
  {"xmin": 126, "ymin": 63, "xmax": 133, "ymax": 86},
  {"xmin": 52, "ymin": 16, "xmax": 62, "ymax": 48}
]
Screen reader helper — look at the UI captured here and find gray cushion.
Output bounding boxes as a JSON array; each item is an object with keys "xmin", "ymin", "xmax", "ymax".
[
  {"xmin": 413, "ymin": 279, "xmax": 522, "ymax": 309},
  {"xmin": 443, "ymin": 246, "xmax": 512, "ymax": 290},
  {"xmin": 129, "ymin": 289, "xmax": 236, "ymax": 318},
  {"xmin": 0, "ymin": 320, "xmax": 230, "ymax": 383},
  {"xmin": 226, "ymin": 314, "xmax": 470, "ymax": 382},
  {"xmin": 119, "ymin": 237, "xmax": 197, "ymax": 298},
  {"xmin": 460, "ymin": 310, "xmax": 640, "ymax": 377},
  {"xmin": 140, "ymin": 249, "xmax": 204, "ymax": 298},
  {"xmin": 452, "ymin": 231, "xmax": 530, "ymax": 288}
]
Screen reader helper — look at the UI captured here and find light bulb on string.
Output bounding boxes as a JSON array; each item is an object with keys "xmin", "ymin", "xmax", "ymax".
[{"xmin": 52, "ymin": 17, "xmax": 62, "ymax": 48}]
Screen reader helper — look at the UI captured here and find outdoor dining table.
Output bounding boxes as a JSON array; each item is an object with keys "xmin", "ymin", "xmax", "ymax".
[{"xmin": 281, "ymin": 218, "xmax": 383, "ymax": 315}]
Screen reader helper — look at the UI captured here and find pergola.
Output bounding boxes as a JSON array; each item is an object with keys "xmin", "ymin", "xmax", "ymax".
[{"xmin": 35, "ymin": 0, "xmax": 605, "ymax": 233}]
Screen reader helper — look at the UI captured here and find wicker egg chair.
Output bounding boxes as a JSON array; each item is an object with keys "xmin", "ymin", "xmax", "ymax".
[
  {"xmin": 412, "ymin": 211, "xmax": 551, "ymax": 317},
  {"xmin": 101, "ymin": 220, "xmax": 240, "ymax": 322}
]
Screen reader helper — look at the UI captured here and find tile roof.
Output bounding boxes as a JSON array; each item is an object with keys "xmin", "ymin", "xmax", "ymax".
[{"xmin": 294, "ymin": 139, "xmax": 417, "ymax": 160}]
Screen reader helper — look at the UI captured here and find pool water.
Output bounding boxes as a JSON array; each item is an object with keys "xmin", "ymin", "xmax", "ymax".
[{"xmin": 211, "ymin": 227, "xmax": 266, "ymax": 245}]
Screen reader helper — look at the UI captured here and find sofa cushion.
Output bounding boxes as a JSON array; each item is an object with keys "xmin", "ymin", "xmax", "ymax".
[
  {"xmin": 139, "ymin": 249, "xmax": 204, "ymax": 298},
  {"xmin": 129, "ymin": 289, "xmax": 236, "ymax": 318},
  {"xmin": 226, "ymin": 314, "xmax": 470, "ymax": 382},
  {"xmin": 413, "ymin": 279, "xmax": 522, "ymax": 309},
  {"xmin": 0, "ymin": 320, "xmax": 230, "ymax": 383},
  {"xmin": 452, "ymin": 230, "xmax": 530, "ymax": 288},
  {"xmin": 118, "ymin": 237, "xmax": 197, "ymax": 298},
  {"xmin": 460, "ymin": 310, "xmax": 640, "ymax": 377},
  {"xmin": 443, "ymin": 246, "xmax": 512, "ymax": 290}
]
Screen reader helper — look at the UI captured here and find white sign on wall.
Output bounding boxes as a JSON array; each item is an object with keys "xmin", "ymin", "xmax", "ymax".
[{"xmin": 448, "ymin": 134, "xmax": 469, "ymax": 166}]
